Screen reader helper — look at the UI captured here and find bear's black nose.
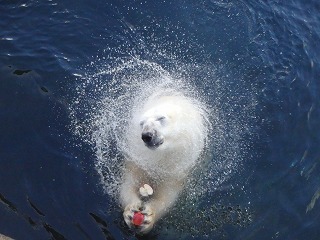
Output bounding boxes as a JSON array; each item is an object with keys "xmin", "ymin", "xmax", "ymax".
[{"xmin": 142, "ymin": 132, "xmax": 153, "ymax": 143}]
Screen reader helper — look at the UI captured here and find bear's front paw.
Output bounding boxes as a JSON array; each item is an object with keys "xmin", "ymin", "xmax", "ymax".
[{"xmin": 123, "ymin": 203, "xmax": 155, "ymax": 234}]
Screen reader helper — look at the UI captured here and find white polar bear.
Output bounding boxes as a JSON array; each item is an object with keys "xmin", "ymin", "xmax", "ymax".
[{"xmin": 120, "ymin": 91, "xmax": 207, "ymax": 234}]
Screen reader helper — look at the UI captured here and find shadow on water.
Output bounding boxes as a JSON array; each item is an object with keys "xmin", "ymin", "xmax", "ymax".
[{"xmin": 0, "ymin": 192, "xmax": 65, "ymax": 239}]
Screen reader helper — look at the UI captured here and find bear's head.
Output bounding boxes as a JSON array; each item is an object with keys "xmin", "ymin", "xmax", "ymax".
[{"xmin": 138, "ymin": 102, "xmax": 181, "ymax": 150}]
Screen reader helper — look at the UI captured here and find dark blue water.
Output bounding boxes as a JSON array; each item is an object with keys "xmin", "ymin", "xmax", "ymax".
[{"xmin": 0, "ymin": 0, "xmax": 319, "ymax": 239}]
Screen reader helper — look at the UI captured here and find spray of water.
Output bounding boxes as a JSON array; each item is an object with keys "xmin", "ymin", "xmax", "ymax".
[
  {"xmin": 69, "ymin": 51, "xmax": 256, "ymax": 193},
  {"xmin": 69, "ymin": 39, "xmax": 257, "ymax": 236}
]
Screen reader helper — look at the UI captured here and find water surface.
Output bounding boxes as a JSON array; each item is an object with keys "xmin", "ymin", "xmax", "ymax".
[{"xmin": 0, "ymin": 0, "xmax": 319, "ymax": 239}]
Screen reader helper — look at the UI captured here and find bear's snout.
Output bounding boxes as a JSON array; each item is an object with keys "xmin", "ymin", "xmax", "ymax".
[
  {"xmin": 141, "ymin": 130, "xmax": 163, "ymax": 149},
  {"xmin": 142, "ymin": 131, "xmax": 153, "ymax": 144}
]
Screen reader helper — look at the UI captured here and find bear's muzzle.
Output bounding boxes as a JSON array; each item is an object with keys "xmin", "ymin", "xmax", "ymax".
[{"xmin": 141, "ymin": 130, "xmax": 163, "ymax": 149}]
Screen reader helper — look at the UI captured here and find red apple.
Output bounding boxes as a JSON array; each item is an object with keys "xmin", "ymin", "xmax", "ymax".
[{"xmin": 132, "ymin": 211, "xmax": 144, "ymax": 226}]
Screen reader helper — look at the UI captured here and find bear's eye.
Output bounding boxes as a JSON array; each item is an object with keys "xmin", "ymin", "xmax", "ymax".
[
  {"xmin": 139, "ymin": 120, "xmax": 145, "ymax": 127},
  {"xmin": 156, "ymin": 116, "xmax": 165, "ymax": 121}
]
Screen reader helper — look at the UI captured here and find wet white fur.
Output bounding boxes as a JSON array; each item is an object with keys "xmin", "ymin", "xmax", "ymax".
[{"xmin": 120, "ymin": 92, "xmax": 206, "ymax": 234}]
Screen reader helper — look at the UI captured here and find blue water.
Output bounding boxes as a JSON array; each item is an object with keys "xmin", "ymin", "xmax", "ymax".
[{"xmin": 0, "ymin": 0, "xmax": 319, "ymax": 239}]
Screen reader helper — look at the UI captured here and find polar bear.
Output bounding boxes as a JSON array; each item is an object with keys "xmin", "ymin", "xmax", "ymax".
[{"xmin": 120, "ymin": 91, "xmax": 207, "ymax": 234}]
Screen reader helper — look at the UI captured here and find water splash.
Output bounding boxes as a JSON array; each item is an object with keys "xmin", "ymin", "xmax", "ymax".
[
  {"xmin": 69, "ymin": 40, "xmax": 257, "ymax": 237},
  {"xmin": 70, "ymin": 51, "xmax": 255, "ymax": 193}
]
